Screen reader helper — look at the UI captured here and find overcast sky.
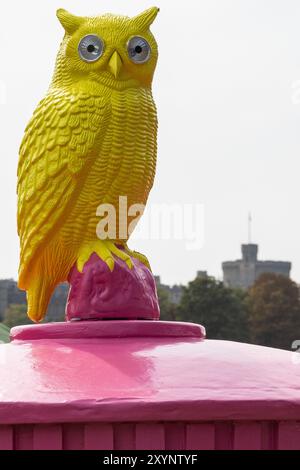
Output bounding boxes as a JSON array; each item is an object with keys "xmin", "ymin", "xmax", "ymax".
[{"xmin": 1, "ymin": 0, "xmax": 300, "ymax": 286}]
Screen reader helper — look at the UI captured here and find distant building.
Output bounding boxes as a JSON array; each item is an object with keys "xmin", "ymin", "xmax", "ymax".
[
  {"xmin": 222, "ymin": 244, "xmax": 291, "ymax": 289},
  {"xmin": 45, "ymin": 283, "xmax": 69, "ymax": 321},
  {"xmin": 196, "ymin": 271, "xmax": 208, "ymax": 279},
  {"xmin": 154, "ymin": 276, "xmax": 183, "ymax": 305},
  {"xmin": 0, "ymin": 279, "xmax": 26, "ymax": 321},
  {"xmin": 0, "ymin": 280, "xmax": 68, "ymax": 322}
]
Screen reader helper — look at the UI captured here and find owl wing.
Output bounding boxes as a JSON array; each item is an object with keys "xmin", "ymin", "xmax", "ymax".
[{"xmin": 17, "ymin": 89, "xmax": 110, "ymax": 287}]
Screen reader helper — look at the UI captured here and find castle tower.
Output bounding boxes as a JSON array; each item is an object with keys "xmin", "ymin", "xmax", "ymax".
[{"xmin": 222, "ymin": 243, "xmax": 291, "ymax": 289}]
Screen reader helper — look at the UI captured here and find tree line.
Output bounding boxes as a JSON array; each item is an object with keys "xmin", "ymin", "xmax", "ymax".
[{"xmin": 158, "ymin": 272, "xmax": 300, "ymax": 350}]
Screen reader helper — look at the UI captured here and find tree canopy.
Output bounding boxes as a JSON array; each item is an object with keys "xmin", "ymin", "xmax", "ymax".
[
  {"xmin": 248, "ymin": 273, "xmax": 300, "ymax": 350},
  {"xmin": 3, "ymin": 304, "xmax": 30, "ymax": 329},
  {"xmin": 177, "ymin": 276, "xmax": 250, "ymax": 342}
]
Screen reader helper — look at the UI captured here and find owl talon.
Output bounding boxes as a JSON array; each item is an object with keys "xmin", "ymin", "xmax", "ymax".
[
  {"xmin": 77, "ymin": 240, "xmax": 136, "ymax": 273},
  {"xmin": 105, "ymin": 257, "xmax": 115, "ymax": 272},
  {"xmin": 124, "ymin": 245, "xmax": 151, "ymax": 271},
  {"xmin": 106, "ymin": 241, "xmax": 133, "ymax": 269},
  {"xmin": 77, "ymin": 240, "xmax": 115, "ymax": 273},
  {"xmin": 77, "ymin": 258, "xmax": 85, "ymax": 273}
]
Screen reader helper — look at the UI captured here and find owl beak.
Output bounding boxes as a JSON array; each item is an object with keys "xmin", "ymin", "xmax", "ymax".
[{"xmin": 108, "ymin": 51, "xmax": 123, "ymax": 78}]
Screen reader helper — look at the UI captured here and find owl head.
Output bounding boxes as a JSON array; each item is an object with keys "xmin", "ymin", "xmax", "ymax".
[{"xmin": 54, "ymin": 7, "xmax": 159, "ymax": 90}]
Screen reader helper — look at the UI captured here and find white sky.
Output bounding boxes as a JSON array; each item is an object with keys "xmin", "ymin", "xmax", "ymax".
[{"xmin": 1, "ymin": 0, "xmax": 300, "ymax": 286}]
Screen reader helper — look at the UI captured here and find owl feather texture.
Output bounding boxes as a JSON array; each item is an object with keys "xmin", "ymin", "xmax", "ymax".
[{"xmin": 17, "ymin": 7, "xmax": 159, "ymax": 322}]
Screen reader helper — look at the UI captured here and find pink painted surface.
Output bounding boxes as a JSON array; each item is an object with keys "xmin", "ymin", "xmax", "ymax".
[
  {"xmin": 1, "ymin": 421, "xmax": 300, "ymax": 450},
  {"xmin": 66, "ymin": 253, "xmax": 160, "ymax": 321},
  {"xmin": 135, "ymin": 424, "xmax": 165, "ymax": 450},
  {"xmin": 234, "ymin": 422, "xmax": 262, "ymax": 450},
  {"xmin": 186, "ymin": 424, "xmax": 215, "ymax": 450},
  {"xmin": 11, "ymin": 320, "xmax": 204, "ymax": 341},
  {"xmin": 0, "ymin": 426, "xmax": 13, "ymax": 450},
  {"xmin": 84, "ymin": 424, "xmax": 114, "ymax": 450},
  {"xmin": 33, "ymin": 425, "xmax": 62, "ymax": 450},
  {"xmin": 278, "ymin": 422, "xmax": 300, "ymax": 450},
  {"xmin": 2, "ymin": 321, "xmax": 300, "ymax": 423},
  {"xmin": 1, "ymin": 320, "xmax": 300, "ymax": 449}
]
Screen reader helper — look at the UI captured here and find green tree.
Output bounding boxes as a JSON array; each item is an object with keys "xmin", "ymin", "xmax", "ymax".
[
  {"xmin": 178, "ymin": 276, "xmax": 249, "ymax": 342},
  {"xmin": 248, "ymin": 273, "xmax": 300, "ymax": 350},
  {"xmin": 0, "ymin": 323, "xmax": 10, "ymax": 343},
  {"xmin": 157, "ymin": 286, "xmax": 178, "ymax": 321},
  {"xmin": 3, "ymin": 304, "xmax": 30, "ymax": 329}
]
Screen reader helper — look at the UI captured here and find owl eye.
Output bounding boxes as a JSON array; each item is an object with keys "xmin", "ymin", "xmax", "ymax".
[
  {"xmin": 78, "ymin": 35, "xmax": 104, "ymax": 62},
  {"xmin": 127, "ymin": 36, "xmax": 151, "ymax": 64}
]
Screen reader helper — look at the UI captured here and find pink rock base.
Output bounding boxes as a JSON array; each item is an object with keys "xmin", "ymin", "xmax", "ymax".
[{"xmin": 66, "ymin": 251, "xmax": 160, "ymax": 321}]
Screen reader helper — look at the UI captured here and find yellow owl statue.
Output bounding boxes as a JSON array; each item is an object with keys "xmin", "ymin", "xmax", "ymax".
[{"xmin": 17, "ymin": 8, "xmax": 159, "ymax": 322}]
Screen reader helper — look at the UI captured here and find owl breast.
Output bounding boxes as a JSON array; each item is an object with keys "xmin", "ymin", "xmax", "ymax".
[{"xmin": 62, "ymin": 86, "xmax": 157, "ymax": 246}]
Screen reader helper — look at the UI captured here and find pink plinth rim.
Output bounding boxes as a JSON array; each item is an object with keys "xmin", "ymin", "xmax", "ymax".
[{"xmin": 10, "ymin": 320, "xmax": 206, "ymax": 342}]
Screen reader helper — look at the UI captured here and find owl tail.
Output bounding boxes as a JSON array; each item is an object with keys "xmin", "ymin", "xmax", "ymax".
[{"xmin": 26, "ymin": 276, "xmax": 56, "ymax": 323}]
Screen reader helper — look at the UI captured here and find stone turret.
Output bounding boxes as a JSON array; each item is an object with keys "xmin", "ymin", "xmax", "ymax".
[{"xmin": 222, "ymin": 244, "xmax": 291, "ymax": 289}]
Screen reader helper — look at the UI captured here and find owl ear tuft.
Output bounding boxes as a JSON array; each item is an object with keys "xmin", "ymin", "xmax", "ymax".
[
  {"xmin": 56, "ymin": 8, "xmax": 84, "ymax": 34},
  {"xmin": 131, "ymin": 7, "xmax": 159, "ymax": 31}
]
